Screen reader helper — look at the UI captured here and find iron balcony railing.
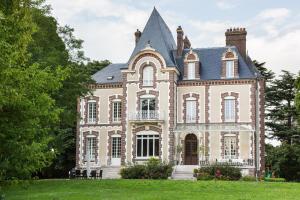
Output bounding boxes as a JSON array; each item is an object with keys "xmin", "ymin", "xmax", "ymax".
[
  {"xmin": 199, "ymin": 156, "xmax": 254, "ymax": 167},
  {"xmin": 129, "ymin": 110, "xmax": 163, "ymax": 121}
]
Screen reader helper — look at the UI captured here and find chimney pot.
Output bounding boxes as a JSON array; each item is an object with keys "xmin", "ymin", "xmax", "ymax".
[{"xmin": 176, "ymin": 26, "xmax": 184, "ymax": 57}]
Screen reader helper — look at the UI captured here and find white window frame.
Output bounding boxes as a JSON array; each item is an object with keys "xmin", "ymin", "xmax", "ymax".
[
  {"xmin": 112, "ymin": 136, "xmax": 121, "ymax": 158},
  {"xmin": 187, "ymin": 62, "xmax": 195, "ymax": 80},
  {"xmin": 112, "ymin": 100, "xmax": 121, "ymax": 122},
  {"xmin": 225, "ymin": 60, "xmax": 234, "ymax": 78},
  {"xmin": 224, "ymin": 136, "xmax": 237, "ymax": 159},
  {"xmin": 143, "ymin": 66, "xmax": 154, "ymax": 86},
  {"xmin": 88, "ymin": 100, "xmax": 97, "ymax": 123},
  {"xmin": 86, "ymin": 136, "xmax": 96, "ymax": 161},
  {"xmin": 186, "ymin": 99, "xmax": 196, "ymax": 123},
  {"xmin": 224, "ymin": 96, "xmax": 235, "ymax": 122},
  {"xmin": 136, "ymin": 133, "xmax": 159, "ymax": 159}
]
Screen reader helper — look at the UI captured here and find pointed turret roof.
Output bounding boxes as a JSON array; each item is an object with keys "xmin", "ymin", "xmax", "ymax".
[{"xmin": 129, "ymin": 7, "xmax": 176, "ymax": 66}]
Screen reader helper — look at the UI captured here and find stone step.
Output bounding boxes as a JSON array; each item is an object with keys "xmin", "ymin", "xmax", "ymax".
[{"xmin": 101, "ymin": 167, "xmax": 121, "ymax": 179}]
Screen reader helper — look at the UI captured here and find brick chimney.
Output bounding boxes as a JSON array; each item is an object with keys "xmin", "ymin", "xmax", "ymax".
[
  {"xmin": 183, "ymin": 36, "xmax": 191, "ymax": 49},
  {"xmin": 225, "ymin": 27, "xmax": 247, "ymax": 59},
  {"xmin": 134, "ymin": 29, "xmax": 142, "ymax": 45},
  {"xmin": 176, "ymin": 26, "xmax": 184, "ymax": 57}
]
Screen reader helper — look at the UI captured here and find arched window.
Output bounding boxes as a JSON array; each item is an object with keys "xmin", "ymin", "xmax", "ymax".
[{"xmin": 143, "ymin": 66, "xmax": 153, "ymax": 86}]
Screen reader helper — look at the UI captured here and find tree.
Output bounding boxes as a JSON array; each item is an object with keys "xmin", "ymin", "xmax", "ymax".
[
  {"xmin": 26, "ymin": 2, "xmax": 110, "ymax": 178},
  {"xmin": 0, "ymin": 0, "xmax": 68, "ymax": 180}
]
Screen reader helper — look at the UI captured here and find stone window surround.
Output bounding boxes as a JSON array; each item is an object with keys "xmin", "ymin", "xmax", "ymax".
[
  {"xmin": 221, "ymin": 49, "xmax": 239, "ymax": 79},
  {"xmin": 82, "ymin": 131, "xmax": 99, "ymax": 164},
  {"xmin": 84, "ymin": 96, "xmax": 100, "ymax": 124},
  {"xmin": 221, "ymin": 132, "xmax": 239, "ymax": 159},
  {"xmin": 183, "ymin": 50, "xmax": 200, "ymax": 80},
  {"xmin": 221, "ymin": 92, "xmax": 239, "ymax": 123},
  {"xmin": 107, "ymin": 130, "xmax": 122, "ymax": 165},
  {"xmin": 108, "ymin": 95, "xmax": 123, "ymax": 124},
  {"xmin": 132, "ymin": 125, "xmax": 162, "ymax": 162},
  {"xmin": 139, "ymin": 62, "xmax": 157, "ymax": 89},
  {"xmin": 136, "ymin": 90, "xmax": 159, "ymax": 112},
  {"xmin": 182, "ymin": 93, "xmax": 200, "ymax": 123}
]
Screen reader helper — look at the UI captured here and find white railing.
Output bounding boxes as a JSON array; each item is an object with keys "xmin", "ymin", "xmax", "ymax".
[
  {"xmin": 129, "ymin": 110, "xmax": 162, "ymax": 121},
  {"xmin": 199, "ymin": 157, "xmax": 254, "ymax": 167}
]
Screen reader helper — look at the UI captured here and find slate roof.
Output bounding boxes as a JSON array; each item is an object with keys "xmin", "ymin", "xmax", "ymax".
[
  {"xmin": 92, "ymin": 8, "xmax": 258, "ymax": 84},
  {"xmin": 92, "ymin": 63, "xmax": 126, "ymax": 84},
  {"xmin": 129, "ymin": 7, "xmax": 177, "ymax": 66},
  {"xmin": 174, "ymin": 47, "xmax": 257, "ymax": 80}
]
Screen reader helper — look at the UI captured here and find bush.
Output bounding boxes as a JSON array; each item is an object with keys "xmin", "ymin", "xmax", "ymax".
[
  {"xmin": 120, "ymin": 158, "xmax": 172, "ymax": 179},
  {"xmin": 195, "ymin": 163, "xmax": 242, "ymax": 181},
  {"xmin": 196, "ymin": 172, "xmax": 214, "ymax": 181},
  {"xmin": 241, "ymin": 176, "xmax": 256, "ymax": 182},
  {"xmin": 264, "ymin": 178, "xmax": 286, "ymax": 182}
]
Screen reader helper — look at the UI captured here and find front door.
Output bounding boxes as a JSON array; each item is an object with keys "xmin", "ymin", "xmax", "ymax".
[
  {"xmin": 111, "ymin": 136, "xmax": 121, "ymax": 166},
  {"xmin": 184, "ymin": 134, "xmax": 198, "ymax": 165}
]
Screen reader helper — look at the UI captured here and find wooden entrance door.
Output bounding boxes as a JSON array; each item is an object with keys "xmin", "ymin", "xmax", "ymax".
[{"xmin": 184, "ymin": 134, "xmax": 198, "ymax": 165}]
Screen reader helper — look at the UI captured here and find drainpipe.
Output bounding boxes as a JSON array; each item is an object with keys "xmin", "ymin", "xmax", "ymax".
[{"xmin": 255, "ymin": 74, "xmax": 260, "ymax": 181}]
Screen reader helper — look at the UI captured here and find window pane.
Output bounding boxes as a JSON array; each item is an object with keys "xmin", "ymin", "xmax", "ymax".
[
  {"xmin": 143, "ymin": 138, "xmax": 148, "ymax": 157},
  {"xmin": 186, "ymin": 100, "xmax": 196, "ymax": 123},
  {"xmin": 188, "ymin": 63, "xmax": 195, "ymax": 79},
  {"xmin": 143, "ymin": 66, "xmax": 153, "ymax": 86},
  {"xmin": 137, "ymin": 139, "xmax": 141, "ymax": 157},
  {"xmin": 226, "ymin": 61, "xmax": 234, "ymax": 78},
  {"xmin": 88, "ymin": 102, "xmax": 96, "ymax": 123},
  {"xmin": 154, "ymin": 138, "xmax": 159, "ymax": 156},
  {"xmin": 225, "ymin": 99, "xmax": 235, "ymax": 121},
  {"xmin": 148, "ymin": 99, "xmax": 155, "ymax": 111},
  {"xmin": 113, "ymin": 102, "xmax": 121, "ymax": 122},
  {"xmin": 149, "ymin": 139, "xmax": 153, "ymax": 156}
]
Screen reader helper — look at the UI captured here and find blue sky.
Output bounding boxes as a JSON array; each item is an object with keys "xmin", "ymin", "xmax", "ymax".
[{"xmin": 47, "ymin": 0, "xmax": 300, "ymax": 75}]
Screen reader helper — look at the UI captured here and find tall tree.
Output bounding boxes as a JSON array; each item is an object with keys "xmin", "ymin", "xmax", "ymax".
[{"xmin": 0, "ymin": 0, "xmax": 68, "ymax": 180}]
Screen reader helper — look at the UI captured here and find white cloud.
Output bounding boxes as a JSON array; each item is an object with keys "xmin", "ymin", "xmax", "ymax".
[
  {"xmin": 216, "ymin": 0, "xmax": 240, "ymax": 10},
  {"xmin": 47, "ymin": 1, "xmax": 300, "ymax": 75}
]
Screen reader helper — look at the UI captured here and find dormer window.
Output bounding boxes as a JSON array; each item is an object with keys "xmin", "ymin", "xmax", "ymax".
[
  {"xmin": 222, "ymin": 48, "xmax": 238, "ymax": 79},
  {"xmin": 184, "ymin": 49, "xmax": 200, "ymax": 80},
  {"xmin": 143, "ymin": 66, "xmax": 153, "ymax": 86},
  {"xmin": 187, "ymin": 62, "xmax": 195, "ymax": 80}
]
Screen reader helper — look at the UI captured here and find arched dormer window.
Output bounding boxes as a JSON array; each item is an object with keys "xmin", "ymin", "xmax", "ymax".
[
  {"xmin": 222, "ymin": 48, "xmax": 238, "ymax": 79},
  {"xmin": 142, "ymin": 65, "xmax": 153, "ymax": 86},
  {"xmin": 184, "ymin": 49, "xmax": 200, "ymax": 80}
]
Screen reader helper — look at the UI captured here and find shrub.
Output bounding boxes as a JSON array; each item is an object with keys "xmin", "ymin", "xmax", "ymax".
[
  {"xmin": 195, "ymin": 163, "xmax": 242, "ymax": 181},
  {"xmin": 196, "ymin": 172, "xmax": 214, "ymax": 181},
  {"xmin": 120, "ymin": 158, "xmax": 172, "ymax": 179},
  {"xmin": 264, "ymin": 178, "xmax": 286, "ymax": 182},
  {"xmin": 241, "ymin": 176, "xmax": 256, "ymax": 182},
  {"xmin": 120, "ymin": 165, "xmax": 146, "ymax": 179}
]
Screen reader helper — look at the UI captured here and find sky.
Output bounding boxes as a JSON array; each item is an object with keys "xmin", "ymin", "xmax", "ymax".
[{"xmin": 47, "ymin": 0, "xmax": 300, "ymax": 75}]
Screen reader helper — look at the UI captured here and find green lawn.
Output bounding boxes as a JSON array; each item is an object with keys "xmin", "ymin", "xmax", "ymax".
[{"xmin": 2, "ymin": 179, "xmax": 300, "ymax": 200}]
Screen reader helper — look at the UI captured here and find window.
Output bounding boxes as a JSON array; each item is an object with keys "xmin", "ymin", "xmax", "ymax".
[
  {"xmin": 113, "ymin": 101, "xmax": 121, "ymax": 122},
  {"xmin": 140, "ymin": 98, "xmax": 156, "ymax": 119},
  {"xmin": 226, "ymin": 61, "xmax": 234, "ymax": 78},
  {"xmin": 186, "ymin": 100, "xmax": 196, "ymax": 123},
  {"xmin": 224, "ymin": 136, "xmax": 237, "ymax": 159},
  {"xmin": 86, "ymin": 137, "xmax": 96, "ymax": 160},
  {"xmin": 136, "ymin": 134, "xmax": 159, "ymax": 158},
  {"xmin": 112, "ymin": 137, "xmax": 121, "ymax": 158},
  {"xmin": 88, "ymin": 101, "xmax": 97, "ymax": 123},
  {"xmin": 187, "ymin": 62, "xmax": 195, "ymax": 79},
  {"xmin": 143, "ymin": 66, "xmax": 153, "ymax": 86},
  {"xmin": 224, "ymin": 98, "xmax": 235, "ymax": 122}
]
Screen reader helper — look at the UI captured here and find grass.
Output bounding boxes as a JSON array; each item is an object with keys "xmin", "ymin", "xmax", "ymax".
[{"xmin": 2, "ymin": 179, "xmax": 300, "ymax": 200}]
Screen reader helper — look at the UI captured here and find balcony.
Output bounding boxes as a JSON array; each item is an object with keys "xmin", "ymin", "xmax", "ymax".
[
  {"xmin": 199, "ymin": 156, "xmax": 254, "ymax": 167},
  {"xmin": 129, "ymin": 111, "xmax": 164, "ymax": 123}
]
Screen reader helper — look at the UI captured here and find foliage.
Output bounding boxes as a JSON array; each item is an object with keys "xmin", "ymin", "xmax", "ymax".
[
  {"xmin": 296, "ymin": 72, "xmax": 300, "ymax": 124},
  {"xmin": 120, "ymin": 158, "xmax": 172, "ymax": 179},
  {"xmin": 264, "ymin": 177, "xmax": 286, "ymax": 182},
  {"xmin": 0, "ymin": 0, "xmax": 69, "ymax": 180},
  {"xmin": 196, "ymin": 172, "xmax": 214, "ymax": 180},
  {"xmin": 240, "ymin": 176, "xmax": 256, "ymax": 182},
  {"xmin": 265, "ymin": 143, "xmax": 300, "ymax": 182},
  {"xmin": 195, "ymin": 164, "xmax": 242, "ymax": 181}
]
